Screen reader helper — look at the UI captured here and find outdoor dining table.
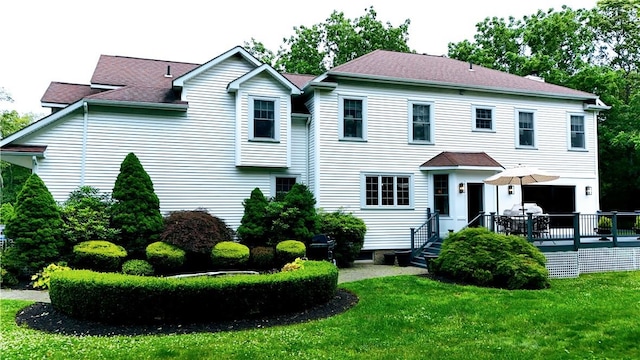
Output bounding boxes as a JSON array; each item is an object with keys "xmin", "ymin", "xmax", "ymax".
[{"xmin": 497, "ymin": 214, "xmax": 550, "ymax": 237}]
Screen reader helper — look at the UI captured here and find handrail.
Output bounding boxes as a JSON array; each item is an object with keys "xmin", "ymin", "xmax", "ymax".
[{"xmin": 410, "ymin": 209, "xmax": 440, "ymax": 257}]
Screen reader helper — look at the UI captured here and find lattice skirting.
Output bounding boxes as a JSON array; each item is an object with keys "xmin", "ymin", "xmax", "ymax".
[{"xmin": 544, "ymin": 248, "xmax": 640, "ymax": 278}]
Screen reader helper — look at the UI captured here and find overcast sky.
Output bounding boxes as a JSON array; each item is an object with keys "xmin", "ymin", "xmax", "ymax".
[{"xmin": 1, "ymin": 0, "xmax": 597, "ymax": 117}]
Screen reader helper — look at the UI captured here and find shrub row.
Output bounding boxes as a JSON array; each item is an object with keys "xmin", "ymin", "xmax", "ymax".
[{"xmin": 49, "ymin": 260, "xmax": 338, "ymax": 324}]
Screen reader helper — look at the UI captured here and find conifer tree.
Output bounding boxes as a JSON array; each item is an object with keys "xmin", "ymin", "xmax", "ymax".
[
  {"xmin": 110, "ymin": 153, "xmax": 163, "ymax": 255},
  {"xmin": 237, "ymin": 187, "xmax": 269, "ymax": 247},
  {"xmin": 3, "ymin": 173, "xmax": 63, "ymax": 276}
]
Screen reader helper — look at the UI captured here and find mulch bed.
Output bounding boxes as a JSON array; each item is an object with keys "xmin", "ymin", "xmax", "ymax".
[{"xmin": 15, "ymin": 289, "xmax": 358, "ymax": 337}]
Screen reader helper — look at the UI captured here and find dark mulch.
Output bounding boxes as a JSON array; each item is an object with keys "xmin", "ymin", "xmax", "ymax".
[{"xmin": 15, "ymin": 289, "xmax": 358, "ymax": 337}]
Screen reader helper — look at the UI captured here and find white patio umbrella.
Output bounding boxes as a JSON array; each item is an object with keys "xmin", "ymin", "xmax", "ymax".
[{"xmin": 484, "ymin": 164, "xmax": 559, "ymax": 216}]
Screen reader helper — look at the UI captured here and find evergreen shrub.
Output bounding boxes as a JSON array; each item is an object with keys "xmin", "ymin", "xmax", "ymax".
[
  {"xmin": 237, "ymin": 188, "xmax": 269, "ymax": 247},
  {"xmin": 430, "ymin": 227, "xmax": 550, "ymax": 289},
  {"xmin": 211, "ymin": 241, "xmax": 250, "ymax": 269},
  {"xmin": 72, "ymin": 240, "xmax": 127, "ymax": 272},
  {"xmin": 319, "ymin": 210, "xmax": 367, "ymax": 268},
  {"xmin": 276, "ymin": 240, "xmax": 306, "ymax": 265},
  {"xmin": 146, "ymin": 241, "xmax": 185, "ymax": 273},
  {"xmin": 122, "ymin": 259, "xmax": 154, "ymax": 276}
]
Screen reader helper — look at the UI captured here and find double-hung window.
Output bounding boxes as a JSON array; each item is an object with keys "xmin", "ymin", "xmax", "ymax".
[
  {"xmin": 569, "ymin": 114, "xmax": 586, "ymax": 150},
  {"xmin": 433, "ymin": 174, "xmax": 449, "ymax": 216},
  {"xmin": 472, "ymin": 105, "xmax": 494, "ymax": 131},
  {"xmin": 517, "ymin": 110, "xmax": 535, "ymax": 147},
  {"xmin": 363, "ymin": 174, "xmax": 412, "ymax": 208},
  {"xmin": 250, "ymin": 97, "xmax": 279, "ymax": 141},
  {"xmin": 409, "ymin": 101, "xmax": 434, "ymax": 143},
  {"xmin": 339, "ymin": 96, "xmax": 367, "ymax": 140}
]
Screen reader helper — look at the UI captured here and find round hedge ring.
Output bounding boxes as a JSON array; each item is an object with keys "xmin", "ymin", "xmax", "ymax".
[{"xmin": 49, "ymin": 260, "xmax": 338, "ymax": 324}]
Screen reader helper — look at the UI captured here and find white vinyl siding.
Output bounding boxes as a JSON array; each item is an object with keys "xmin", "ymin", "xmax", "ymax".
[
  {"xmin": 568, "ymin": 113, "xmax": 586, "ymax": 150},
  {"xmin": 408, "ymin": 100, "xmax": 434, "ymax": 144},
  {"xmin": 516, "ymin": 109, "xmax": 537, "ymax": 148},
  {"xmin": 338, "ymin": 95, "xmax": 367, "ymax": 141}
]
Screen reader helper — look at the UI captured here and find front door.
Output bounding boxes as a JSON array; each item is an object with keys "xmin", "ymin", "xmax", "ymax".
[{"xmin": 467, "ymin": 183, "xmax": 484, "ymax": 227}]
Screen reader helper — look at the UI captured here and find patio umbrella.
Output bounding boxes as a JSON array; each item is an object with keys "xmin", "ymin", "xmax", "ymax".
[{"xmin": 483, "ymin": 164, "xmax": 559, "ymax": 216}]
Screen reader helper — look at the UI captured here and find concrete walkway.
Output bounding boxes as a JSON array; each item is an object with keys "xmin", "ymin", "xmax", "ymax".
[{"xmin": 0, "ymin": 263, "xmax": 428, "ymax": 303}]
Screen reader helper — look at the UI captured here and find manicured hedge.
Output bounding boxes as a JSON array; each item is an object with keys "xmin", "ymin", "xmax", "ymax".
[
  {"xmin": 211, "ymin": 241, "xmax": 250, "ymax": 269},
  {"xmin": 276, "ymin": 240, "xmax": 306, "ymax": 265},
  {"xmin": 72, "ymin": 240, "xmax": 127, "ymax": 272},
  {"xmin": 49, "ymin": 260, "xmax": 338, "ymax": 324},
  {"xmin": 146, "ymin": 241, "xmax": 185, "ymax": 273}
]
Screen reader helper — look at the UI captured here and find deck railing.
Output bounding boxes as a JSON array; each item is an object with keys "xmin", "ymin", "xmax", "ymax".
[{"xmin": 478, "ymin": 211, "xmax": 640, "ymax": 252}]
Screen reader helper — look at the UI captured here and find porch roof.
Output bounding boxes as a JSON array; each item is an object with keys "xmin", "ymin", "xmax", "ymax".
[
  {"xmin": 419, "ymin": 151, "xmax": 503, "ymax": 171},
  {"xmin": 0, "ymin": 144, "xmax": 47, "ymax": 156}
]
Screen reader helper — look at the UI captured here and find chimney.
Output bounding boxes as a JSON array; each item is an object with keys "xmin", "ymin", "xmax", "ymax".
[
  {"xmin": 469, "ymin": 62, "xmax": 474, "ymax": 71},
  {"xmin": 164, "ymin": 65, "xmax": 173, "ymax": 78}
]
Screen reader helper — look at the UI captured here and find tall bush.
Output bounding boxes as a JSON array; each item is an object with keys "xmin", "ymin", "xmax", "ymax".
[
  {"xmin": 267, "ymin": 183, "xmax": 318, "ymax": 244},
  {"xmin": 3, "ymin": 174, "xmax": 64, "ymax": 276},
  {"xmin": 236, "ymin": 187, "xmax": 269, "ymax": 247},
  {"xmin": 110, "ymin": 153, "xmax": 163, "ymax": 256},
  {"xmin": 60, "ymin": 186, "xmax": 118, "ymax": 256},
  {"xmin": 319, "ymin": 210, "xmax": 367, "ymax": 268}
]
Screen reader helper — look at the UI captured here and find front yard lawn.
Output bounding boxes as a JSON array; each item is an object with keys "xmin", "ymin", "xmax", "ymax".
[{"xmin": 2, "ymin": 271, "xmax": 639, "ymax": 359}]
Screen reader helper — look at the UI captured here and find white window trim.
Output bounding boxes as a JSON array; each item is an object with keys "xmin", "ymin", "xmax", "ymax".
[
  {"xmin": 515, "ymin": 108, "xmax": 538, "ymax": 149},
  {"xmin": 408, "ymin": 100, "xmax": 435, "ymax": 144},
  {"xmin": 270, "ymin": 174, "xmax": 301, "ymax": 198},
  {"xmin": 567, "ymin": 112, "xmax": 588, "ymax": 151},
  {"xmin": 249, "ymin": 96, "xmax": 280, "ymax": 142},
  {"xmin": 471, "ymin": 104, "xmax": 496, "ymax": 132},
  {"xmin": 338, "ymin": 95, "xmax": 367, "ymax": 141},
  {"xmin": 360, "ymin": 172, "xmax": 414, "ymax": 209}
]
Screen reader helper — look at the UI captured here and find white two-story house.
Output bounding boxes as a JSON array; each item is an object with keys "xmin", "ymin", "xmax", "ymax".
[{"xmin": 0, "ymin": 46, "xmax": 607, "ymax": 252}]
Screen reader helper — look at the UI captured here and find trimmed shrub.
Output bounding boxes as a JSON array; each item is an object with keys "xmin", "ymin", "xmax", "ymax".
[
  {"xmin": 319, "ymin": 210, "xmax": 367, "ymax": 268},
  {"xmin": 250, "ymin": 246, "xmax": 275, "ymax": 270},
  {"xmin": 49, "ymin": 260, "xmax": 338, "ymax": 324},
  {"xmin": 237, "ymin": 188, "xmax": 269, "ymax": 247},
  {"xmin": 146, "ymin": 241, "xmax": 185, "ymax": 273},
  {"xmin": 110, "ymin": 153, "xmax": 163, "ymax": 256},
  {"xmin": 211, "ymin": 241, "xmax": 250, "ymax": 269},
  {"xmin": 3, "ymin": 174, "xmax": 64, "ymax": 277},
  {"xmin": 60, "ymin": 186, "xmax": 118, "ymax": 255},
  {"xmin": 276, "ymin": 240, "xmax": 306, "ymax": 265},
  {"xmin": 31, "ymin": 262, "xmax": 72, "ymax": 290},
  {"xmin": 72, "ymin": 240, "xmax": 127, "ymax": 272},
  {"xmin": 160, "ymin": 209, "xmax": 234, "ymax": 269},
  {"xmin": 430, "ymin": 227, "xmax": 549, "ymax": 290},
  {"xmin": 122, "ymin": 259, "xmax": 154, "ymax": 276}
]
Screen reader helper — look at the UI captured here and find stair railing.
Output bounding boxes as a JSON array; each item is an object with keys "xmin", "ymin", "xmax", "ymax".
[{"xmin": 410, "ymin": 209, "xmax": 440, "ymax": 257}]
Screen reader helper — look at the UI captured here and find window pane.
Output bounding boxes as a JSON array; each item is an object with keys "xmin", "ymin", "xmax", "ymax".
[
  {"xmin": 397, "ymin": 177, "xmax": 410, "ymax": 206},
  {"xmin": 571, "ymin": 115, "xmax": 585, "ymax": 148},
  {"xmin": 366, "ymin": 176, "xmax": 379, "ymax": 205},
  {"xmin": 254, "ymin": 100, "xmax": 275, "ymax": 138},
  {"xmin": 382, "ymin": 176, "xmax": 394, "ymax": 205},
  {"xmin": 412, "ymin": 104, "xmax": 430, "ymax": 141},
  {"xmin": 275, "ymin": 177, "xmax": 296, "ymax": 197},
  {"xmin": 519, "ymin": 112, "xmax": 534, "ymax": 146},
  {"xmin": 475, "ymin": 108, "xmax": 492, "ymax": 129},
  {"xmin": 434, "ymin": 174, "xmax": 449, "ymax": 216},
  {"xmin": 344, "ymin": 99, "xmax": 363, "ymax": 138}
]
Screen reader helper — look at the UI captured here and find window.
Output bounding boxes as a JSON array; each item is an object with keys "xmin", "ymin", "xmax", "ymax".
[
  {"xmin": 473, "ymin": 106, "xmax": 494, "ymax": 131},
  {"xmin": 409, "ymin": 102, "xmax": 433, "ymax": 143},
  {"xmin": 570, "ymin": 115, "xmax": 585, "ymax": 149},
  {"xmin": 433, "ymin": 174, "xmax": 449, "ymax": 216},
  {"xmin": 518, "ymin": 111, "xmax": 535, "ymax": 147},
  {"xmin": 275, "ymin": 177, "xmax": 296, "ymax": 197},
  {"xmin": 249, "ymin": 97, "xmax": 279, "ymax": 141},
  {"xmin": 339, "ymin": 96, "xmax": 367, "ymax": 140},
  {"xmin": 363, "ymin": 174, "xmax": 412, "ymax": 208}
]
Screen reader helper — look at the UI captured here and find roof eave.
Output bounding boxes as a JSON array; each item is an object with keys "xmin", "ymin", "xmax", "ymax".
[
  {"xmin": 173, "ymin": 46, "xmax": 262, "ymax": 88},
  {"xmin": 419, "ymin": 165, "xmax": 505, "ymax": 171},
  {"xmin": 85, "ymin": 99, "xmax": 188, "ymax": 111},
  {"xmin": 227, "ymin": 64, "xmax": 302, "ymax": 95},
  {"xmin": 328, "ymin": 72, "xmax": 598, "ymax": 101},
  {"xmin": 40, "ymin": 102, "xmax": 67, "ymax": 108}
]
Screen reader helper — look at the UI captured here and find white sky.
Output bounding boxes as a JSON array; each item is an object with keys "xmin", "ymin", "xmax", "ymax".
[{"xmin": 1, "ymin": 0, "xmax": 597, "ymax": 117}]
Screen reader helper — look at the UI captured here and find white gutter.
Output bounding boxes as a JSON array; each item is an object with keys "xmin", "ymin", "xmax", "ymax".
[{"xmin": 85, "ymin": 99, "xmax": 188, "ymax": 111}]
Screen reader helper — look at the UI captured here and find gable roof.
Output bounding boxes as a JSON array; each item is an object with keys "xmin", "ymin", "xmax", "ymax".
[
  {"xmin": 282, "ymin": 73, "xmax": 315, "ymax": 89},
  {"xmin": 91, "ymin": 55, "xmax": 199, "ymax": 88},
  {"xmin": 420, "ymin": 151, "xmax": 504, "ymax": 170},
  {"xmin": 41, "ymin": 82, "xmax": 102, "ymax": 106},
  {"xmin": 228, "ymin": 64, "xmax": 301, "ymax": 95},
  {"xmin": 327, "ymin": 50, "xmax": 598, "ymax": 100}
]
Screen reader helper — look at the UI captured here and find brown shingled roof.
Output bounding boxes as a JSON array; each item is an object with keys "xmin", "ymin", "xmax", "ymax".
[
  {"xmin": 41, "ymin": 82, "xmax": 103, "ymax": 105},
  {"xmin": 90, "ymin": 55, "xmax": 199, "ymax": 88},
  {"xmin": 421, "ymin": 152, "xmax": 503, "ymax": 168},
  {"xmin": 86, "ymin": 86, "xmax": 186, "ymax": 105},
  {"xmin": 282, "ymin": 73, "xmax": 315, "ymax": 89},
  {"xmin": 329, "ymin": 50, "xmax": 596, "ymax": 99},
  {"xmin": 0, "ymin": 144, "xmax": 47, "ymax": 154}
]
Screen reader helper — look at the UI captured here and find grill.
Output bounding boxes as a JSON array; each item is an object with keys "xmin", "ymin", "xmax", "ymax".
[{"xmin": 308, "ymin": 234, "xmax": 336, "ymax": 262}]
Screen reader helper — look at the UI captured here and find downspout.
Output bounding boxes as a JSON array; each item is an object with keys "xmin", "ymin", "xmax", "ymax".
[
  {"xmin": 31, "ymin": 156, "xmax": 38, "ymax": 174},
  {"xmin": 81, "ymin": 101, "xmax": 88, "ymax": 185},
  {"xmin": 306, "ymin": 115, "xmax": 311, "ymax": 185}
]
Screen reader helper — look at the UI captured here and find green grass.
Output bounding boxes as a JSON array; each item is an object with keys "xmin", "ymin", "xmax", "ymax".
[{"xmin": 2, "ymin": 271, "xmax": 639, "ymax": 360}]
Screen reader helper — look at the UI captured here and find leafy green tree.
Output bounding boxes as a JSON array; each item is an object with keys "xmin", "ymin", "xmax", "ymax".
[
  {"xmin": 248, "ymin": 6, "xmax": 411, "ymax": 75},
  {"xmin": 3, "ymin": 174, "xmax": 63, "ymax": 276},
  {"xmin": 1, "ymin": 109, "xmax": 36, "ymax": 205},
  {"xmin": 110, "ymin": 153, "xmax": 163, "ymax": 255},
  {"xmin": 236, "ymin": 187, "xmax": 269, "ymax": 247},
  {"xmin": 319, "ymin": 210, "xmax": 367, "ymax": 268}
]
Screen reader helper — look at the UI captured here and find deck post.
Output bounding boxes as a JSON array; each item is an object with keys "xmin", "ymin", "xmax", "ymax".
[
  {"xmin": 489, "ymin": 212, "xmax": 496, "ymax": 232},
  {"xmin": 479, "ymin": 211, "xmax": 485, "ymax": 227},
  {"xmin": 573, "ymin": 212, "xmax": 580, "ymax": 251},
  {"xmin": 526, "ymin": 212, "xmax": 534, "ymax": 242},
  {"xmin": 612, "ymin": 211, "xmax": 618, "ymax": 247},
  {"xmin": 410, "ymin": 228, "xmax": 415, "ymax": 253}
]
